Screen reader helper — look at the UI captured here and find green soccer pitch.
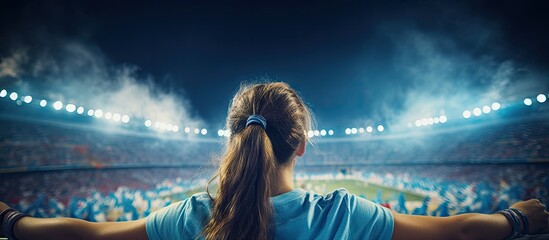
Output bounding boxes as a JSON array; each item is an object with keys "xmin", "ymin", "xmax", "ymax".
[
  {"xmin": 296, "ymin": 179, "xmax": 425, "ymax": 202},
  {"xmin": 179, "ymin": 179, "xmax": 425, "ymax": 202}
]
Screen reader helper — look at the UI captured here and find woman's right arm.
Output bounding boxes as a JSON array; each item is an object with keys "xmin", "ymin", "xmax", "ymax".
[{"xmin": 392, "ymin": 199, "xmax": 549, "ymax": 240}]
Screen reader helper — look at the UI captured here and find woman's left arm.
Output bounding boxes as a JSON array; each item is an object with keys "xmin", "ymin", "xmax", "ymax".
[{"xmin": 1, "ymin": 202, "xmax": 148, "ymax": 240}]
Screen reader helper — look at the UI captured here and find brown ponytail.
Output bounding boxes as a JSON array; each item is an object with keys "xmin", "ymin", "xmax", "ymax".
[{"xmin": 203, "ymin": 82, "xmax": 311, "ymax": 240}]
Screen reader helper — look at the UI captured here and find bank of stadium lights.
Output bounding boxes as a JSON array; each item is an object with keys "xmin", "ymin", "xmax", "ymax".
[
  {"xmin": 463, "ymin": 102, "xmax": 501, "ymax": 119},
  {"xmin": 217, "ymin": 129, "xmax": 232, "ymax": 137},
  {"xmin": 303, "ymin": 129, "xmax": 335, "ymax": 138},
  {"xmin": 0, "ymin": 89, "xmax": 7, "ymax": 97},
  {"xmin": 345, "ymin": 125, "xmax": 383, "ymax": 135},
  {"xmin": 524, "ymin": 94, "xmax": 547, "ymax": 106},
  {"xmin": 413, "ymin": 115, "xmax": 446, "ymax": 128}
]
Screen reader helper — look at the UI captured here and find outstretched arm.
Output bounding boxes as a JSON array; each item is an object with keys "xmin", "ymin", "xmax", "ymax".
[
  {"xmin": 392, "ymin": 199, "xmax": 549, "ymax": 240},
  {"xmin": 1, "ymin": 202, "xmax": 148, "ymax": 240}
]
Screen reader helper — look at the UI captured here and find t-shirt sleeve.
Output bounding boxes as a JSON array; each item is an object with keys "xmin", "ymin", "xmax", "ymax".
[
  {"xmin": 350, "ymin": 195, "xmax": 394, "ymax": 240},
  {"xmin": 146, "ymin": 201, "xmax": 187, "ymax": 240}
]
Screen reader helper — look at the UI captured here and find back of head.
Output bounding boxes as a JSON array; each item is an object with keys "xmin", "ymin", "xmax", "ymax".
[{"xmin": 203, "ymin": 82, "xmax": 311, "ymax": 240}]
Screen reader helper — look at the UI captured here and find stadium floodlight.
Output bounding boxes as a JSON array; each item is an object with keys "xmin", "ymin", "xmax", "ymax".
[
  {"xmin": 66, "ymin": 104, "xmax": 76, "ymax": 113},
  {"xmin": 351, "ymin": 128, "xmax": 358, "ymax": 134},
  {"xmin": 201, "ymin": 128, "xmax": 208, "ymax": 135},
  {"xmin": 463, "ymin": 110, "xmax": 471, "ymax": 119},
  {"xmin": 434, "ymin": 117, "xmax": 440, "ymax": 124},
  {"xmin": 184, "ymin": 127, "xmax": 191, "ymax": 133},
  {"xmin": 523, "ymin": 98, "xmax": 532, "ymax": 106},
  {"xmin": 144, "ymin": 120, "xmax": 152, "ymax": 127},
  {"xmin": 314, "ymin": 130, "xmax": 320, "ymax": 136},
  {"xmin": 428, "ymin": 118, "xmax": 434, "ymax": 125},
  {"xmin": 307, "ymin": 130, "xmax": 314, "ymax": 138},
  {"xmin": 439, "ymin": 115, "xmax": 447, "ymax": 123},
  {"xmin": 9, "ymin": 92, "xmax": 18, "ymax": 101},
  {"xmin": 359, "ymin": 127, "xmax": 365, "ymax": 133},
  {"xmin": 328, "ymin": 129, "xmax": 334, "ymax": 135},
  {"xmin": 105, "ymin": 112, "xmax": 112, "ymax": 120},
  {"xmin": 53, "ymin": 101, "xmax": 63, "ymax": 110},
  {"xmin": 320, "ymin": 129, "xmax": 327, "ymax": 136},
  {"xmin": 113, "ymin": 113, "xmax": 121, "ymax": 122},
  {"xmin": 0, "ymin": 89, "xmax": 7, "ymax": 97},
  {"xmin": 166, "ymin": 124, "xmax": 173, "ymax": 131},
  {"xmin": 491, "ymin": 102, "xmax": 501, "ymax": 111},
  {"xmin": 87, "ymin": 109, "xmax": 95, "ymax": 116},
  {"xmin": 421, "ymin": 118, "xmax": 428, "ymax": 126},
  {"xmin": 121, "ymin": 115, "xmax": 130, "ymax": 123},
  {"xmin": 77, "ymin": 107, "xmax": 84, "ymax": 114},
  {"xmin": 224, "ymin": 130, "xmax": 231, "ymax": 137},
  {"xmin": 23, "ymin": 96, "xmax": 32, "ymax": 103},
  {"xmin": 414, "ymin": 120, "xmax": 421, "ymax": 127},
  {"xmin": 218, "ymin": 129, "xmax": 224, "ymax": 137},
  {"xmin": 482, "ymin": 105, "xmax": 491, "ymax": 114},
  {"xmin": 537, "ymin": 94, "xmax": 547, "ymax": 103},
  {"xmin": 194, "ymin": 128, "xmax": 200, "ymax": 134},
  {"xmin": 94, "ymin": 109, "xmax": 103, "ymax": 118},
  {"xmin": 345, "ymin": 128, "xmax": 351, "ymax": 135},
  {"xmin": 473, "ymin": 107, "xmax": 482, "ymax": 116},
  {"xmin": 377, "ymin": 125, "xmax": 384, "ymax": 132},
  {"xmin": 172, "ymin": 125, "xmax": 179, "ymax": 132},
  {"xmin": 40, "ymin": 100, "xmax": 47, "ymax": 107},
  {"xmin": 366, "ymin": 126, "xmax": 373, "ymax": 132}
]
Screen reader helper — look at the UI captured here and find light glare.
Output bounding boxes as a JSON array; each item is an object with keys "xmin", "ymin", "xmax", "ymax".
[
  {"xmin": 66, "ymin": 104, "xmax": 76, "ymax": 113},
  {"xmin": 491, "ymin": 102, "xmax": 501, "ymax": 111},
  {"xmin": 473, "ymin": 108, "xmax": 482, "ymax": 116},
  {"xmin": 482, "ymin": 106, "xmax": 491, "ymax": 114},
  {"xmin": 122, "ymin": 115, "xmax": 130, "ymax": 123},
  {"xmin": 377, "ymin": 125, "xmax": 384, "ymax": 132},
  {"xmin": 53, "ymin": 101, "xmax": 63, "ymax": 110},
  {"xmin": 439, "ymin": 115, "xmax": 447, "ymax": 123},
  {"xmin": 463, "ymin": 110, "xmax": 471, "ymax": 119},
  {"xmin": 23, "ymin": 96, "xmax": 32, "ymax": 103},
  {"xmin": 524, "ymin": 98, "xmax": 532, "ymax": 106},
  {"xmin": 94, "ymin": 109, "xmax": 103, "ymax": 118},
  {"xmin": 9, "ymin": 92, "xmax": 18, "ymax": 101},
  {"xmin": 537, "ymin": 94, "xmax": 547, "ymax": 103}
]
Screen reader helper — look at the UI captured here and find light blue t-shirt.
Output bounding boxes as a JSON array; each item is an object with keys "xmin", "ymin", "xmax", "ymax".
[{"xmin": 146, "ymin": 188, "xmax": 394, "ymax": 240}]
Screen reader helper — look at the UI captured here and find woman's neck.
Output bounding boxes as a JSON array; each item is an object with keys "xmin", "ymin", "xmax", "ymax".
[{"xmin": 271, "ymin": 164, "xmax": 295, "ymax": 196}]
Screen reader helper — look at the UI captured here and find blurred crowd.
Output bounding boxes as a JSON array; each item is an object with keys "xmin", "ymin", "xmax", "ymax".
[{"xmin": 0, "ymin": 117, "xmax": 548, "ymax": 221}]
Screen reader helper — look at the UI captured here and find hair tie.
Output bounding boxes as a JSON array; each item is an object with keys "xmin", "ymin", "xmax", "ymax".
[{"xmin": 246, "ymin": 115, "xmax": 267, "ymax": 129}]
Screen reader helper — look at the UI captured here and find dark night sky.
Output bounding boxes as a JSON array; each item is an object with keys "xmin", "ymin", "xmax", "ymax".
[{"xmin": 1, "ymin": 0, "xmax": 548, "ymax": 129}]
